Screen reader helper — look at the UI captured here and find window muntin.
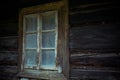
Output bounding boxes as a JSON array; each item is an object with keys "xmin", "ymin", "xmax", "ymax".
[{"xmin": 22, "ymin": 11, "xmax": 58, "ymax": 70}]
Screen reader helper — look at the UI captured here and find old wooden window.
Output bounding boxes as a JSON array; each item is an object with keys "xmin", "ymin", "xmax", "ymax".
[
  {"xmin": 23, "ymin": 11, "xmax": 58, "ymax": 70},
  {"xmin": 18, "ymin": 1, "xmax": 69, "ymax": 80}
]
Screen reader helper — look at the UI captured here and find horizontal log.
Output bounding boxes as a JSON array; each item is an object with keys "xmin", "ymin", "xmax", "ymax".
[
  {"xmin": 70, "ymin": 11, "xmax": 120, "ymax": 25},
  {"xmin": 70, "ymin": 53, "xmax": 120, "ymax": 69},
  {"xmin": 70, "ymin": 1, "xmax": 119, "ymax": 14},
  {"xmin": 70, "ymin": 52, "xmax": 120, "ymax": 57},
  {"xmin": 69, "ymin": 24, "xmax": 120, "ymax": 51},
  {"xmin": 70, "ymin": 68, "xmax": 120, "ymax": 80},
  {"xmin": 70, "ymin": 2, "xmax": 113, "ymax": 9},
  {"xmin": 0, "ymin": 66, "xmax": 18, "ymax": 80},
  {"xmin": 0, "ymin": 66, "xmax": 18, "ymax": 73},
  {"xmin": 19, "ymin": 0, "xmax": 61, "ymax": 8},
  {"xmin": 69, "ymin": 1, "xmax": 120, "ymax": 24},
  {"xmin": 71, "ymin": 65, "xmax": 120, "ymax": 72},
  {"xmin": 0, "ymin": 36, "xmax": 18, "ymax": 51},
  {"xmin": 0, "ymin": 51, "xmax": 18, "ymax": 66},
  {"xmin": 69, "ymin": 0, "xmax": 119, "ymax": 8},
  {"xmin": 17, "ymin": 71, "xmax": 67, "ymax": 80}
]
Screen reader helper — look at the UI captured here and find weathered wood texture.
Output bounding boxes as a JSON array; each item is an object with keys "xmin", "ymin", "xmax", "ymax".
[
  {"xmin": 0, "ymin": 0, "xmax": 61, "ymax": 80},
  {"xmin": 0, "ymin": 37, "xmax": 18, "ymax": 80},
  {"xmin": 70, "ymin": 69, "xmax": 120, "ymax": 80},
  {"xmin": 0, "ymin": 13, "xmax": 18, "ymax": 79},
  {"xmin": 69, "ymin": 0, "xmax": 120, "ymax": 26},
  {"xmin": 0, "ymin": 0, "xmax": 120, "ymax": 80},
  {"xmin": 69, "ymin": 0, "xmax": 120, "ymax": 80},
  {"xmin": 69, "ymin": 24, "xmax": 120, "ymax": 52}
]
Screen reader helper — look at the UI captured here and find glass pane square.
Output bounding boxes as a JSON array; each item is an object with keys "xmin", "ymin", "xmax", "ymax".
[
  {"xmin": 41, "ymin": 50, "xmax": 55, "ymax": 68},
  {"xmin": 24, "ymin": 50, "xmax": 37, "ymax": 67},
  {"xmin": 42, "ymin": 32, "xmax": 55, "ymax": 48},
  {"xmin": 20, "ymin": 78, "xmax": 29, "ymax": 80},
  {"xmin": 42, "ymin": 12, "xmax": 56, "ymax": 30},
  {"xmin": 25, "ymin": 14, "xmax": 37, "ymax": 32},
  {"xmin": 25, "ymin": 34, "xmax": 37, "ymax": 48}
]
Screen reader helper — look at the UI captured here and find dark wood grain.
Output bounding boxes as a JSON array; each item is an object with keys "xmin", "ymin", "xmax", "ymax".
[
  {"xmin": 0, "ymin": 0, "xmax": 120, "ymax": 80},
  {"xmin": 69, "ymin": 0, "xmax": 120, "ymax": 80},
  {"xmin": 69, "ymin": 24, "xmax": 120, "ymax": 52}
]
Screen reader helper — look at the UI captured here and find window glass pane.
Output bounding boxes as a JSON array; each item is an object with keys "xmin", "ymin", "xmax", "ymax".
[
  {"xmin": 25, "ymin": 14, "xmax": 37, "ymax": 32},
  {"xmin": 25, "ymin": 34, "xmax": 37, "ymax": 48},
  {"xmin": 42, "ymin": 12, "xmax": 56, "ymax": 30},
  {"xmin": 42, "ymin": 32, "xmax": 55, "ymax": 48},
  {"xmin": 24, "ymin": 50, "xmax": 37, "ymax": 67},
  {"xmin": 20, "ymin": 78, "xmax": 39, "ymax": 80},
  {"xmin": 41, "ymin": 50, "xmax": 55, "ymax": 68},
  {"xmin": 20, "ymin": 78, "xmax": 29, "ymax": 80}
]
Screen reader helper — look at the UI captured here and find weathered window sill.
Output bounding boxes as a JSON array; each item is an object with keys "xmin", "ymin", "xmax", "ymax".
[{"xmin": 17, "ymin": 70, "xmax": 67, "ymax": 80}]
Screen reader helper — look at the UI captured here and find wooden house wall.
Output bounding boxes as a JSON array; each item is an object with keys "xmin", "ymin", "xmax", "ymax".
[
  {"xmin": 69, "ymin": 0, "xmax": 120, "ymax": 80},
  {"xmin": 0, "ymin": 18, "xmax": 18, "ymax": 80},
  {"xmin": 0, "ymin": 0, "xmax": 60, "ymax": 80},
  {"xmin": 0, "ymin": 0, "xmax": 120, "ymax": 80},
  {"xmin": 0, "ymin": 1, "xmax": 19, "ymax": 79}
]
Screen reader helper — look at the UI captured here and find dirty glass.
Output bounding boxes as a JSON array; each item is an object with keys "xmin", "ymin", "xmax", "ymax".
[
  {"xmin": 41, "ymin": 50, "xmax": 55, "ymax": 68},
  {"xmin": 20, "ymin": 78, "xmax": 29, "ymax": 80},
  {"xmin": 25, "ymin": 34, "xmax": 37, "ymax": 49},
  {"xmin": 42, "ymin": 12, "xmax": 56, "ymax": 30},
  {"xmin": 25, "ymin": 14, "xmax": 37, "ymax": 32},
  {"xmin": 24, "ymin": 50, "xmax": 37, "ymax": 67},
  {"xmin": 42, "ymin": 32, "xmax": 55, "ymax": 48}
]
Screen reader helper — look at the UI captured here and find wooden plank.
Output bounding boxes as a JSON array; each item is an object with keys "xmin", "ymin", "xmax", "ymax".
[
  {"xmin": 17, "ymin": 71, "xmax": 67, "ymax": 80},
  {"xmin": 70, "ymin": 1, "xmax": 119, "ymax": 14},
  {"xmin": 70, "ymin": 68, "xmax": 120, "ymax": 80},
  {"xmin": 0, "ymin": 51, "xmax": 18, "ymax": 66},
  {"xmin": 0, "ymin": 66, "xmax": 18, "ymax": 80},
  {"xmin": 19, "ymin": 0, "xmax": 60, "ymax": 8},
  {"xmin": 70, "ymin": 53, "xmax": 120, "ymax": 69},
  {"xmin": 69, "ymin": 0, "xmax": 119, "ymax": 8},
  {"xmin": 0, "ymin": 36, "xmax": 18, "ymax": 51},
  {"xmin": 69, "ymin": 24, "xmax": 120, "ymax": 52},
  {"xmin": 19, "ymin": 1, "xmax": 64, "ymax": 15},
  {"xmin": 69, "ymin": 10, "xmax": 120, "ymax": 25},
  {"xmin": 60, "ymin": 0, "xmax": 69, "ymax": 79},
  {"xmin": 0, "ymin": 66, "xmax": 18, "ymax": 73},
  {"xmin": 70, "ymin": 2, "xmax": 113, "ymax": 9},
  {"xmin": 69, "ymin": 1, "xmax": 120, "ymax": 24}
]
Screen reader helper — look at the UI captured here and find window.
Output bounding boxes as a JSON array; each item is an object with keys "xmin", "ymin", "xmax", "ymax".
[
  {"xmin": 20, "ymin": 78, "xmax": 47, "ymax": 80},
  {"xmin": 18, "ymin": 1, "xmax": 69, "ymax": 80},
  {"xmin": 23, "ymin": 11, "xmax": 58, "ymax": 70}
]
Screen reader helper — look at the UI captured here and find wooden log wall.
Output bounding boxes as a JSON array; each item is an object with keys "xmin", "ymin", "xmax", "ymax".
[
  {"xmin": 0, "ymin": 0, "xmax": 60, "ymax": 80},
  {"xmin": 0, "ymin": 1, "xmax": 19, "ymax": 80},
  {"xmin": 0, "ymin": 0, "xmax": 120, "ymax": 80},
  {"xmin": 69, "ymin": 0, "xmax": 120, "ymax": 80},
  {"xmin": 0, "ymin": 19, "xmax": 18, "ymax": 80}
]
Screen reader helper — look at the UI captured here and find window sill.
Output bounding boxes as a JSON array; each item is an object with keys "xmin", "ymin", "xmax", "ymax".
[{"xmin": 17, "ymin": 70, "xmax": 67, "ymax": 80}]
